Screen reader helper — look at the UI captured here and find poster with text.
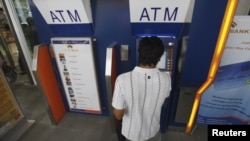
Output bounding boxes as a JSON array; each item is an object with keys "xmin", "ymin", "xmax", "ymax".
[
  {"xmin": 197, "ymin": 16, "xmax": 250, "ymax": 125},
  {"xmin": 51, "ymin": 37, "xmax": 101, "ymax": 114}
]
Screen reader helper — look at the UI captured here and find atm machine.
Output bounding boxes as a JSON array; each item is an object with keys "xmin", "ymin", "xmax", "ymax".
[
  {"xmin": 128, "ymin": 0, "xmax": 195, "ymax": 132},
  {"xmin": 31, "ymin": 0, "xmax": 106, "ymax": 119}
]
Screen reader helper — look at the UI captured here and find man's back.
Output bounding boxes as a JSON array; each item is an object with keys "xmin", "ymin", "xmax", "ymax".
[
  {"xmin": 112, "ymin": 66, "xmax": 171, "ymax": 140},
  {"xmin": 112, "ymin": 36, "xmax": 172, "ymax": 141}
]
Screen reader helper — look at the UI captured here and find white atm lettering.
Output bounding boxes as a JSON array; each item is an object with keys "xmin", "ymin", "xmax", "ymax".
[
  {"xmin": 140, "ymin": 7, "xmax": 178, "ymax": 22},
  {"xmin": 50, "ymin": 10, "xmax": 81, "ymax": 23}
]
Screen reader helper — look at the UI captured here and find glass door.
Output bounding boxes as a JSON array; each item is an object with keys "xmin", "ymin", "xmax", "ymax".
[{"xmin": 1, "ymin": 0, "xmax": 39, "ymax": 85}]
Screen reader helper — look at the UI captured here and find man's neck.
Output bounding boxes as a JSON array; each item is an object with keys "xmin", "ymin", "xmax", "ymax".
[{"xmin": 139, "ymin": 64, "xmax": 155, "ymax": 68}]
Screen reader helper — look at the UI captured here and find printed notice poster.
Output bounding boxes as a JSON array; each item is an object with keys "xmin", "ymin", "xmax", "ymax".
[
  {"xmin": 197, "ymin": 16, "xmax": 250, "ymax": 125},
  {"xmin": 0, "ymin": 71, "xmax": 23, "ymax": 137},
  {"xmin": 51, "ymin": 37, "xmax": 101, "ymax": 114}
]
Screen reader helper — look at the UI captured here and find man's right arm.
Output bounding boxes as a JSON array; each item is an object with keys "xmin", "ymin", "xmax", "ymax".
[{"xmin": 113, "ymin": 108, "xmax": 125, "ymax": 120}]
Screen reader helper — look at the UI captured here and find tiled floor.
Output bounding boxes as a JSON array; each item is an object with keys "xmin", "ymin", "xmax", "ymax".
[{"xmin": 1, "ymin": 74, "xmax": 208, "ymax": 141}]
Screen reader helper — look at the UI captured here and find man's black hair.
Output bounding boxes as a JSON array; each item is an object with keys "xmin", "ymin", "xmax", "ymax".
[{"xmin": 138, "ymin": 36, "xmax": 165, "ymax": 66}]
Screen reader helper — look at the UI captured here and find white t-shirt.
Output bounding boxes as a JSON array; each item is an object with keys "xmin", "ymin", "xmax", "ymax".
[{"xmin": 112, "ymin": 66, "xmax": 171, "ymax": 141}]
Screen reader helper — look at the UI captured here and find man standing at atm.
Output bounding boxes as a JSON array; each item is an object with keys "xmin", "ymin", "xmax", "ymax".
[{"xmin": 112, "ymin": 36, "xmax": 171, "ymax": 141}]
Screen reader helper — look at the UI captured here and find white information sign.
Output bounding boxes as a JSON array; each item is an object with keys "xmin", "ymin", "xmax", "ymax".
[
  {"xmin": 129, "ymin": 0, "xmax": 195, "ymax": 23},
  {"xmin": 197, "ymin": 16, "xmax": 250, "ymax": 125},
  {"xmin": 51, "ymin": 37, "xmax": 101, "ymax": 114},
  {"xmin": 33, "ymin": 0, "xmax": 93, "ymax": 24}
]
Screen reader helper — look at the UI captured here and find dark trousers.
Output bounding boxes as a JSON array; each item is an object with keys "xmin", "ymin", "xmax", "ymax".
[{"xmin": 117, "ymin": 120, "xmax": 125, "ymax": 141}]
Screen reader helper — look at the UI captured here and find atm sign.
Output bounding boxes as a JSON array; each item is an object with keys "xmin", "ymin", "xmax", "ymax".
[
  {"xmin": 33, "ymin": 0, "xmax": 92, "ymax": 24},
  {"xmin": 129, "ymin": 0, "xmax": 195, "ymax": 23}
]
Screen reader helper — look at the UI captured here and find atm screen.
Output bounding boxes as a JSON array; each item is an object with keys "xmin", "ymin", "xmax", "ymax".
[{"xmin": 157, "ymin": 51, "xmax": 167, "ymax": 70}]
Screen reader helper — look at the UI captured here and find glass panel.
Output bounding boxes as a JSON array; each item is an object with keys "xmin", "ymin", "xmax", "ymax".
[
  {"xmin": 0, "ymin": 6, "xmax": 19, "ymax": 83},
  {"xmin": 13, "ymin": 0, "xmax": 39, "ymax": 55},
  {"xmin": 1, "ymin": 0, "xmax": 39, "ymax": 85}
]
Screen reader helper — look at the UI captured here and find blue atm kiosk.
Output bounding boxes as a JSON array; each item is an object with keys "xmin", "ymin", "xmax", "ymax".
[
  {"xmin": 32, "ymin": 0, "xmax": 104, "ymax": 115},
  {"xmin": 129, "ymin": 0, "xmax": 195, "ymax": 132}
]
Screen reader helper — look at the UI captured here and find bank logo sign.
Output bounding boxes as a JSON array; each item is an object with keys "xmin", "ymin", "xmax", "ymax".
[
  {"xmin": 230, "ymin": 20, "xmax": 250, "ymax": 34},
  {"xmin": 129, "ymin": 0, "xmax": 195, "ymax": 23}
]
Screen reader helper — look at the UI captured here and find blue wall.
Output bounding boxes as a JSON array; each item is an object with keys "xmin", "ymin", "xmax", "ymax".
[{"xmin": 180, "ymin": 0, "xmax": 228, "ymax": 87}]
